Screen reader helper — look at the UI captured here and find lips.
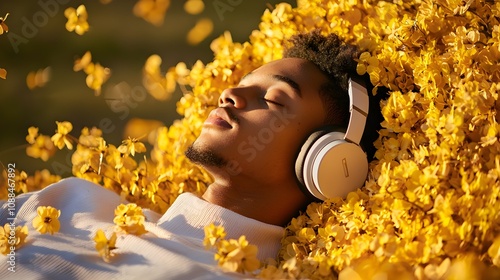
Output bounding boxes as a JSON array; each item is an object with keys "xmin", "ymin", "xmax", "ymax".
[{"xmin": 204, "ymin": 107, "xmax": 234, "ymax": 129}]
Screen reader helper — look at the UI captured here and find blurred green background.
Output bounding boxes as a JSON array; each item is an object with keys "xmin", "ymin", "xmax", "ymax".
[{"xmin": 0, "ymin": 0, "xmax": 295, "ymax": 176}]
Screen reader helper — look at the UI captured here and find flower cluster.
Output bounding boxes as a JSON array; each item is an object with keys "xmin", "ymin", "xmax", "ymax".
[
  {"xmin": 16, "ymin": 119, "xmax": 211, "ymax": 214},
  {"xmin": 113, "ymin": 203, "xmax": 147, "ymax": 235},
  {"xmin": 203, "ymin": 223, "xmax": 260, "ymax": 274},
  {"xmin": 0, "ymin": 223, "xmax": 27, "ymax": 255},
  {"xmin": 0, "ymin": 169, "xmax": 60, "ymax": 199},
  {"xmin": 25, "ymin": 126, "xmax": 56, "ymax": 162},
  {"xmin": 0, "ymin": 205, "xmax": 59, "ymax": 255},
  {"xmin": 2, "ymin": 0, "xmax": 500, "ymax": 279},
  {"xmin": 142, "ymin": 54, "xmax": 177, "ymax": 101},
  {"xmin": 73, "ymin": 51, "xmax": 111, "ymax": 95}
]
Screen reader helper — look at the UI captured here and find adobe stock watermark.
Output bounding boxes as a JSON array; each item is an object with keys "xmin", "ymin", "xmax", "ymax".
[
  {"xmin": 213, "ymin": 0, "xmax": 244, "ymax": 21},
  {"xmin": 7, "ymin": 0, "xmax": 73, "ymax": 54},
  {"xmin": 224, "ymin": 107, "xmax": 296, "ymax": 176},
  {"xmin": 5, "ymin": 163, "xmax": 17, "ymax": 273},
  {"xmin": 51, "ymin": 82, "xmax": 148, "ymax": 176}
]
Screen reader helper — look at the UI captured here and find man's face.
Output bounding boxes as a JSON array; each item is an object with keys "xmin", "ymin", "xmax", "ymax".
[{"xmin": 187, "ymin": 57, "xmax": 327, "ymax": 186}]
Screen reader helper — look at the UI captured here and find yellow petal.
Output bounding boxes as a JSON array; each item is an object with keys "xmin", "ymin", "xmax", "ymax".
[
  {"xmin": 186, "ymin": 18, "xmax": 213, "ymax": 45},
  {"xmin": 184, "ymin": 0, "xmax": 204, "ymax": 15},
  {"xmin": 64, "ymin": 7, "xmax": 76, "ymax": 18},
  {"xmin": 74, "ymin": 51, "xmax": 92, "ymax": 72}
]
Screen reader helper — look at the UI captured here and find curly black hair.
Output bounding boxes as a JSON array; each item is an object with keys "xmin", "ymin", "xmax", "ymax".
[{"xmin": 283, "ymin": 30, "xmax": 387, "ymax": 161}]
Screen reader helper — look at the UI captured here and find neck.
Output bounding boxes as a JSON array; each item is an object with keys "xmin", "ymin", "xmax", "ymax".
[{"xmin": 202, "ymin": 170, "xmax": 309, "ymax": 227}]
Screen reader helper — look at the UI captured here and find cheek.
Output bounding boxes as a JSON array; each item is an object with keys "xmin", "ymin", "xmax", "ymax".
[
  {"xmin": 234, "ymin": 110, "xmax": 312, "ymax": 163},
  {"xmin": 262, "ymin": 123, "xmax": 307, "ymax": 162},
  {"xmin": 234, "ymin": 123, "xmax": 295, "ymax": 163}
]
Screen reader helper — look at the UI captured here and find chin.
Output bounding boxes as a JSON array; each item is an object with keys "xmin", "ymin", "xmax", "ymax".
[{"xmin": 185, "ymin": 142, "xmax": 228, "ymax": 169}]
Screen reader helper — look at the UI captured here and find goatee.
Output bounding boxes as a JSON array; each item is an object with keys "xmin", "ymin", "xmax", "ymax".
[{"xmin": 185, "ymin": 144, "xmax": 227, "ymax": 168}]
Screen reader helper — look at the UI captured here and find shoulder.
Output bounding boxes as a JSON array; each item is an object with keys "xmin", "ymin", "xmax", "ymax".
[{"xmin": 1, "ymin": 177, "xmax": 123, "ymax": 225}]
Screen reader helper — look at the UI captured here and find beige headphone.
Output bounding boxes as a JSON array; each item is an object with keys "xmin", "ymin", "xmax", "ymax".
[{"xmin": 295, "ymin": 77, "xmax": 369, "ymax": 200}]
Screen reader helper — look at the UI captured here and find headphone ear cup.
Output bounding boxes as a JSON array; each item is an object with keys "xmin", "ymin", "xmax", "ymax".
[
  {"xmin": 295, "ymin": 129, "xmax": 330, "ymax": 198},
  {"xmin": 295, "ymin": 128, "xmax": 368, "ymax": 200},
  {"xmin": 310, "ymin": 139, "xmax": 368, "ymax": 199},
  {"xmin": 295, "ymin": 127, "xmax": 344, "ymax": 200}
]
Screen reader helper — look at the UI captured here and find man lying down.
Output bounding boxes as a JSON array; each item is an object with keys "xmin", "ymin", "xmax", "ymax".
[{"xmin": 0, "ymin": 31, "xmax": 383, "ymax": 280}]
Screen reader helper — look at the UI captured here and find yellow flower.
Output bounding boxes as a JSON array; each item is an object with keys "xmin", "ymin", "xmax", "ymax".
[
  {"xmin": 85, "ymin": 62, "xmax": 111, "ymax": 96},
  {"xmin": 64, "ymin": 5, "xmax": 89, "ymax": 35},
  {"xmin": 203, "ymin": 223, "xmax": 226, "ymax": 249},
  {"xmin": 0, "ymin": 223, "xmax": 28, "ymax": 255},
  {"xmin": 74, "ymin": 51, "xmax": 92, "ymax": 72},
  {"xmin": 15, "ymin": 169, "xmax": 61, "ymax": 195},
  {"xmin": 257, "ymin": 265, "xmax": 286, "ymax": 279},
  {"xmin": 32, "ymin": 206, "xmax": 61, "ymax": 235},
  {"xmin": 26, "ymin": 133, "xmax": 56, "ymax": 161},
  {"xmin": 339, "ymin": 255, "xmax": 415, "ymax": 280},
  {"xmin": 93, "ymin": 229, "xmax": 117, "ymax": 263},
  {"xmin": 78, "ymin": 126, "xmax": 104, "ymax": 147},
  {"xmin": 117, "ymin": 137, "xmax": 146, "ymax": 156},
  {"xmin": 488, "ymin": 235, "xmax": 500, "ymax": 267},
  {"xmin": 317, "ymin": 224, "xmax": 346, "ymax": 250},
  {"xmin": 0, "ymin": 227, "xmax": 10, "ymax": 254},
  {"xmin": 142, "ymin": 54, "xmax": 176, "ymax": 101},
  {"xmin": 26, "ymin": 126, "xmax": 39, "ymax": 144},
  {"xmin": 16, "ymin": 171, "xmax": 29, "ymax": 193},
  {"xmin": 72, "ymin": 51, "xmax": 111, "ymax": 95},
  {"xmin": 50, "ymin": 121, "xmax": 74, "ymax": 150},
  {"xmin": 113, "ymin": 203, "xmax": 147, "ymax": 235},
  {"xmin": 133, "ymin": 0, "xmax": 170, "ymax": 26},
  {"xmin": 215, "ymin": 236, "xmax": 260, "ymax": 273},
  {"xmin": 204, "ymin": 224, "xmax": 260, "ymax": 273},
  {"xmin": 0, "ymin": 67, "xmax": 6, "ymax": 79},
  {"xmin": 0, "ymin": 13, "xmax": 9, "ymax": 35}
]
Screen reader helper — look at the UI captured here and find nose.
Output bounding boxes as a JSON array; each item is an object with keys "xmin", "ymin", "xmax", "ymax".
[{"xmin": 218, "ymin": 87, "xmax": 246, "ymax": 108}]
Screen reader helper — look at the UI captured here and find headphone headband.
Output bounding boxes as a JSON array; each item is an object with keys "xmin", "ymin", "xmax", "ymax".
[{"xmin": 345, "ymin": 77, "xmax": 369, "ymax": 144}]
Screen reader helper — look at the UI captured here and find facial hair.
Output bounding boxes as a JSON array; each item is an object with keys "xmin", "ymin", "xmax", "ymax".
[{"xmin": 185, "ymin": 144, "xmax": 227, "ymax": 168}]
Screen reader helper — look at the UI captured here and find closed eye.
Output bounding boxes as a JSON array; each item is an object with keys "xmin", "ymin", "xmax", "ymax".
[{"xmin": 263, "ymin": 98, "xmax": 284, "ymax": 107}]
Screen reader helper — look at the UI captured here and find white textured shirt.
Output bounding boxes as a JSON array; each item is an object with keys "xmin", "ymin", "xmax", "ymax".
[{"xmin": 0, "ymin": 177, "xmax": 284, "ymax": 279}]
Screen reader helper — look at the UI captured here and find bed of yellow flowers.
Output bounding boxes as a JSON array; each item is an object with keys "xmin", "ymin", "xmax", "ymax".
[{"xmin": 2, "ymin": 0, "xmax": 500, "ymax": 279}]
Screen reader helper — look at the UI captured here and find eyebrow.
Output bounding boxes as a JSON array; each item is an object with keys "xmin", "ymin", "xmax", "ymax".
[{"xmin": 241, "ymin": 72, "xmax": 302, "ymax": 98}]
